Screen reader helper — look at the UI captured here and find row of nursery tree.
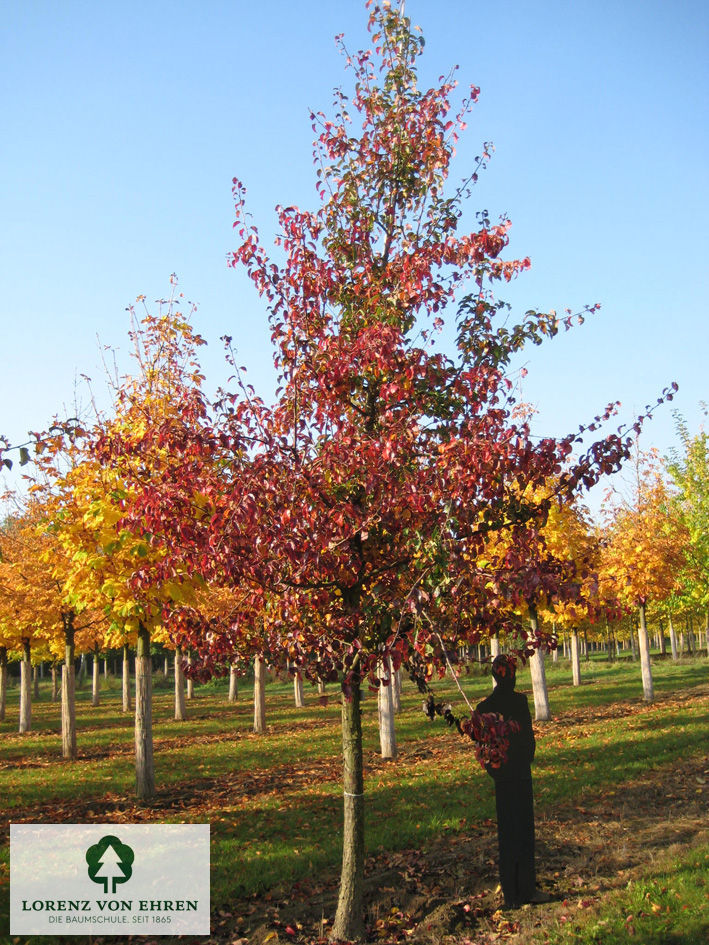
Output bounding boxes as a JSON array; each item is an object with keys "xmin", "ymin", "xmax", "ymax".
[{"xmin": 0, "ymin": 3, "xmax": 705, "ymax": 938}]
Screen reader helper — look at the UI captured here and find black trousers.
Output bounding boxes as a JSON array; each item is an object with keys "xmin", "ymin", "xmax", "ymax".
[{"xmin": 494, "ymin": 777, "xmax": 536, "ymax": 906}]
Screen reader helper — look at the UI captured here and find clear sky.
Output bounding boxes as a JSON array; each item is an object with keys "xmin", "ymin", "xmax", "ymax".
[{"xmin": 1, "ymin": 0, "xmax": 707, "ymax": 510}]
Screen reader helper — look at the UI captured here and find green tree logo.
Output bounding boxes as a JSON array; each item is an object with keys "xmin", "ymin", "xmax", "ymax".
[{"xmin": 86, "ymin": 835, "xmax": 134, "ymax": 894}]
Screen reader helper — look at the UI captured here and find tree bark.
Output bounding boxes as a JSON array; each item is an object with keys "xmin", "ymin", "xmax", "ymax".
[
  {"xmin": 122, "ymin": 644, "xmax": 132, "ymax": 712},
  {"xmin": 186, "ymin": 650, "xmax": 194, "ymax": 700},
  {"xmin": 253, "ymin": 656, "xmax": 266, "ymax": 734},
  {"xmin": 377, "ymin": 662, "xmax": 397, "ymax": 759},
  {"xmin": 638, "ymin": 603, "xmax": 654, "ymax": 702},
  {"xmin": 51, "ymin": 663, "xmax": 59, "ymax": 702},
  {"xmin": 529, "ymin": 605, "xmax": 551, "ymax": 721},
  {"xmin": 62, "ymin": 616, "xmax": 77, "ymax": 760},
  {"xmin": 135, "ymin": 624, "xmax": 155, "ymax": 800},
  {"xmin": 391, "ymin": 659, "xmax": 401, "ymax": 714},
  {"xmin": 571, "ymin": 629, "xmax": 581, "ymax": 687},
  {"xmin": 294, "ymin": 670, "xmax": 305, "ymax": 708},
  {"xmin": 228, "ymin": 664, "xmax": 239, "ymax": 702},
  {"xmin": 331, "ymin": 680, "xmax": 365, "ymax": 942},
  {"xmin": 489, "ymin": 633, "xmax": 500, "ymax": 688},
  {"xmin": 92, "ymin": 647, "xmax": 100, "ymax": 706},
  {"xmin": 705, "ymin": 611, "xmax": 709, "ymax": 658},
  {"xmin": 174, "ymin": 645, "xmax": 186, "ymax": 721},
  {"xmin": 0, "ymin": 646, "xmax": 7, "ymax": 721},
  {"xmin": 668, "ymin": 615, "xmax": 678, "ymax": 660},
  {"xmin": 19, "ymin": 638, "xmax": 32, "ymax": 733},
  {"xmin": 33, "ymin": 664, "xmax": 40, "ymax": 699}
]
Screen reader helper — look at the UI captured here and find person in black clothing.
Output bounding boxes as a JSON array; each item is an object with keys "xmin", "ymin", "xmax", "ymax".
[{"xmin": 476, "ymin": 654, "xmax": 548, "ymax": 909}]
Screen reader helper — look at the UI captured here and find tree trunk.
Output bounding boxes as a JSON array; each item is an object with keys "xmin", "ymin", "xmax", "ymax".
[
  {"xmin": 668, "ymin": 615, "xmax": 678, "ymax": 660},
  {"xmin": 658, "ymin": 619, "xmax": 667, "ymax": 656},
  {"xmin": 318, "ymin": 678, "xmax": 326, "ymax": 695},
  {"xmin": 377, "ymin": 662, "xmax": 397, "ymax": 759},
  {"xmin": 51, "ymin": 664, "xmax": 59, "ymax": 702},
  {"xmin": 19, "ymin": 638, "xmax": 31, "ymax": 733},
  {"xmin": 638, "ymin": 603, "xmax": 654, "ymax": 702},
  {"xmin": 0, "ymin": 646, "xmax": 7, "ymax": 721},
  {"xmin": 135, "ymin": 624, "xmax": 155, "ymax": 800},
  {"xmin": 391, "ymin": 659, "xmax": 401, "ymax": 714},
  {"xmin": 687, "ymin": 616, "xmax": 695, "ymax": 655},
  {"xmin": 186, "ymin": 650, "xmax": 194, "ymax": 700},
  {"xmin": 529, "ymin": 604, "xmax": 551, "ymax": 721},
  {"xmin": 489, "ymin": 633, "xmax": 500, "ymax": 688},
  {"xmin": 78, "ymin": 651, "xmax": 86, "ymax": 686},
  {"xmin": 705, "ymin": 611, "xmax": 709, "ymax": 658},
  {"xmin": 122, "ymin": 644, "xmax": 132, "ymax": 712},
  {"xmin": 294, "ymin": 670, "xmax": 305, "ymax": 708},
  {"xmin": 164, "ymin": 655, "xmax": 169, "ymax": 677},
  {"xmin": 174, "ymin": 645, "xmax": 186, "ymax": 721},
  {"xmin": 571, "ymin": 629, "xmax": 581, "ymax": 687},
  {"xmin": 253, "ymin": 656, "xmax": 266, "ymax": 734},
  {"xmin": 62, "ymin": 617, "xmax": 77, "ymax": 760},
  {"xmin": 33, "ymin": 664, "xmax": 40, "ymax": 699},
  {"xmin": 331, "ymin": 680, "xmax": 365, "ymax": 942},
  {"xmin": 228, "ymin": 664, "xmax": 239, "ymax": 702},
  {"xmin": 92, "ymin": 647, "xmax": 100, "ymax": 706}
]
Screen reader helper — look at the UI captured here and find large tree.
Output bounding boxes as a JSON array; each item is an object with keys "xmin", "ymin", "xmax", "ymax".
[{"xmin": 119, "ymin": 3, "xmax": 669, "ymax": 937}]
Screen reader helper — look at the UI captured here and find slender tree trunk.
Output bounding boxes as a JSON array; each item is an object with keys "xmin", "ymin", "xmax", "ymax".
[
  {"xmin": 19, "ymin": 638, "xmax": 31, "ymax": 733},
  {"xmin": 571, "ymin": 629, "xmax": 581, "ymax": 687},
  {"xmin": 489, "ymin": 633, "xmax": 500, "ymax": 688},
  {"xmin": 92, "ymin": 647, "xmax": 100, "ymax": 706},
  {"xmin": 294, "ymin": 670, "xmax": 305, "ymax": 708},
  {"xmin": 529, "ymin": 604, "xmax": 551, "ymax": 721},
  {"xmin": 122, "ymin": 644, "xmax": 131, "ymax": 712},
  {"xmin": 135, "ymin": 624, "xmax": 155, "ymax": 800},
  {"xmin": 174, "ymin": 645, "xmax": 186, "ymax": 721},
  {"xmin": 62, "ymin": 617, "xmax": 77, "ymax": 760},
  {"xmin": 687, "ymin": 616, "xmax": 695, "ymax": 655},
  {"xmin": 103, "ymin": 658, "xmax": 109, "ymax": 680},
  {"xmin": 659, "ymin": 619, "xmax": 667, "ymax": 656},
  {"xmin": 51, "ymin": 663, "xmax": 59, "ymax": 702},
  {"xmin": 705, "ymin": 611, "xmax": 709, "ymax": 657},
  {"xmin": 78, "ymin": 651, "xmax": 86, "ymax": 686},
  {"xmin": 186, "ymin": 650, "xmax": 194, "ymax": 700},
  {"xmin": 669, "ymin": 615, "xmax": 678, "ymax": 660},
  {"xmin": 318, "ymin": 678, "xmax": 326, "ymax": 695},
  {"xmin": 0, "ymin": 646, "xmax": 7, "ymax": 721},
  {"xmin": 638, "ymin": 603, "xmax": 654, "ymax": 702},
  {"xmin": 228, "ymin": 665, "xmax": 239, "ymax": 702},
  {"xmin": 253, "ymin": 656, "xmax": 266, "ymax": 734},
  {"xmin": 331, "ymin": 680, "xmax": 365, "ymax": 942},
  {"xmin": 391, "ymin": 659, "xmax": 401, "ymax": 714},
  {"xmin": 33, "ymin": 664, "xmax": 40, "ymax": 699},
  {"xmin": 164, "ymin": 655, "xmax": 169, "ymax": 677},
  {"xmin": 377, "ymin": 662, "xmax": 397, "ymax": 759}
]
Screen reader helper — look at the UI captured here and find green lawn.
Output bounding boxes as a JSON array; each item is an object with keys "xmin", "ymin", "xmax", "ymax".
[{"xmin": 1, "ymin": 654, "xmax": 707, "ymax": 943}]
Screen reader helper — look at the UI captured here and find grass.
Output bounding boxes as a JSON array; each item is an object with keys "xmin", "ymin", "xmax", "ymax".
[
  {"xmin": 0, "ymin": 654, "xmax": 707, "ymax": 943},
  {"xmin": 541, "ymin": 843, "xmax": 709, "ymax": 945}
]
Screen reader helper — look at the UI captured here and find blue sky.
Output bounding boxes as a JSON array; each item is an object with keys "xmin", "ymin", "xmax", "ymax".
[{"xmin": 1, "ymin": 0, "xmax": 707, "ymax": 510}]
